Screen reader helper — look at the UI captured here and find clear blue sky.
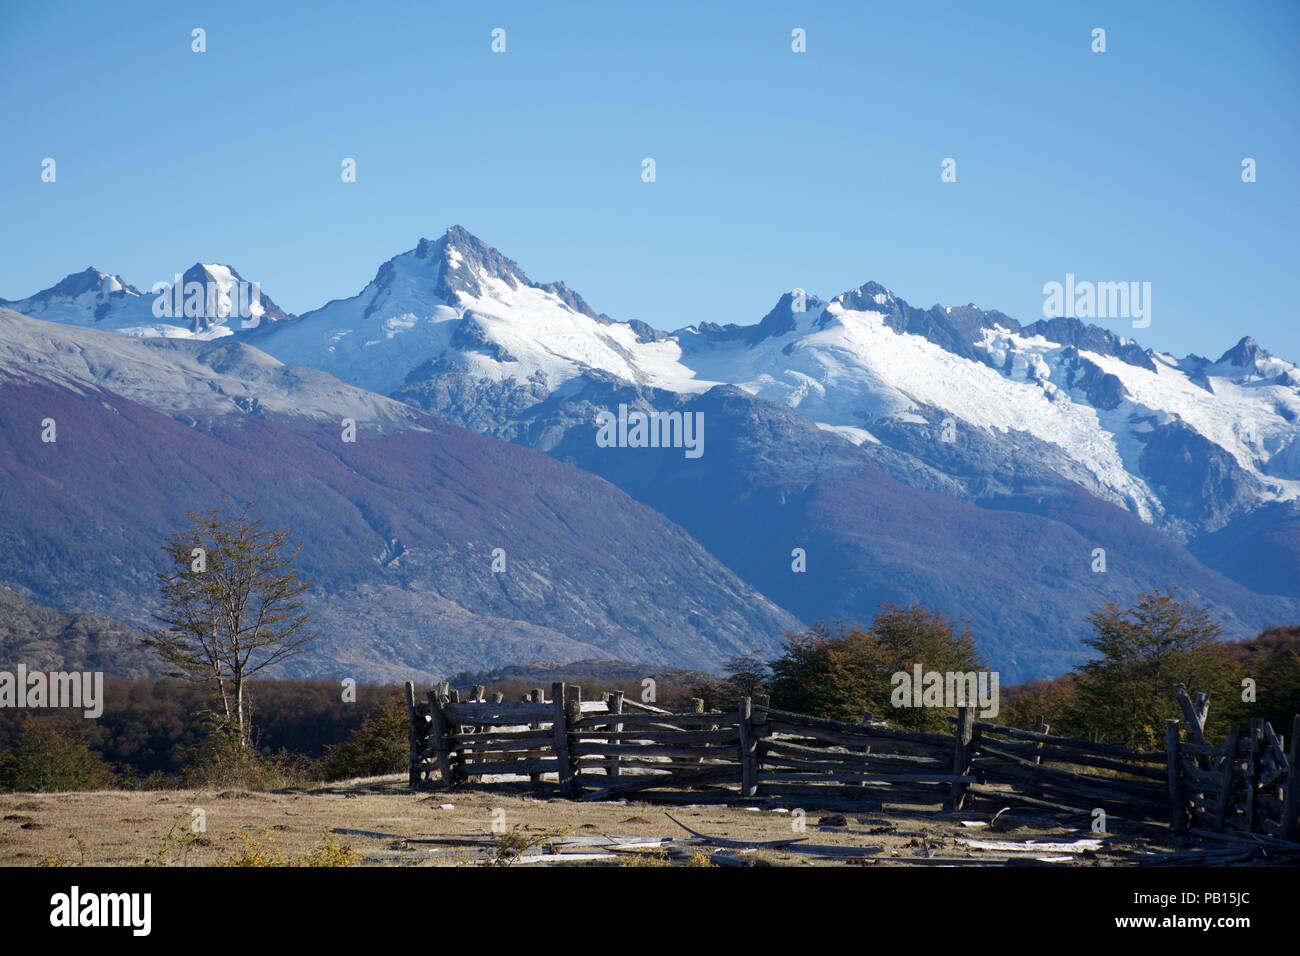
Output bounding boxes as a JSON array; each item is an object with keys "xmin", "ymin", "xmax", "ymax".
[{"xmin": 2, "ymin": 1, "xmax": 1297, "ymax": 361}]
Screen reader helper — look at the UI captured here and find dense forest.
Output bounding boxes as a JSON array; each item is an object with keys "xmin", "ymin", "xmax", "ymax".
[{"xmin": 2, "ymin": 591, "xmax": 1298, "ymax": 793}]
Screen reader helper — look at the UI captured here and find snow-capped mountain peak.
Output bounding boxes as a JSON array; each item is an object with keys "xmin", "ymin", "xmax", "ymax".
[
  {"xmin": 169, "ymin": 261, "xmax": 295, "ymax": 335},
  {"xmin": 1198, "ymin": 335, "xmax": 1299, "ymax": 384},
  {"xmin": 259, "ymin": 226, "xmax": 706, "ymax": 395},
  {"xmin": 1, "ymin": 261, "xmax": 293, "ymax": 341},
  {"xmin": 48, "ymin": 266, "xmax": 137, "ymax": 299},
  {"xmin": 1220, "ymin": 335, "xmax": 1262, "ymax": 368},
  {"xmin": 833, "ymin": 280, "xmax": 897, "ymax": 310},
  {"xmin": 426, "ymin": 224, "xmax": 530, "ymax": 296},
  {"xmin": 0, "ymin": 267, "xmax": 144, "ymax": 325}
]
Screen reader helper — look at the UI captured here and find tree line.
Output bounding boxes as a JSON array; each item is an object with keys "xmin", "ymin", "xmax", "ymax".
[
  {"xmin": 691, "ymin": 593, "xmax": 1300, "ymax": 749},
  {"xmin": 3, "ymin": 503, "xmax": 1297, "ymax": 792}
]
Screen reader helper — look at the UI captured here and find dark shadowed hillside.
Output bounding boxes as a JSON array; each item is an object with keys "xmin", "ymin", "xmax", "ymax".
[{"xmin": 0, "ymin": 587, "xmax": 156, "ymax": 677}]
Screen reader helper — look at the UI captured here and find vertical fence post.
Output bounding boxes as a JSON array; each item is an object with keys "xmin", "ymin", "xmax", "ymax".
[
  {"xmin": 738, "ymin": 697, "xmax": 757, "ymax": 798},
  {"xmin": 1281, "ymin": 714, "xmax": 1300, "ymax": 842},
  {"xmin": 1033, "ymin": 717, "xmax": 1050, "ymax": 765},
  {"xmin": 445, "ymin": 685, "xmax": 464, "ymax": 778},
  {"xmin": 607, "ymin": 690, "xmax": 624, "ymax": 781},
  {"xmin": 752, "ymin": 694, "xmax": 769, "ymax": 798},
  {"xmin": 1175, "ymin": 684, "xmax": 1211, "ymax": 773},
  {"xmin": 566, "ymin": 685, "xmax": 583, "ymax": 796},
  {"xmin": 947, "ymin": 706, "xmax": 974, "ymax": 811},
  {"xmin": 688, "ymin": 697, "xmax": 705, "ymax": 765},
  {"xmin": 1165, "ymin": 719, "xmax": 1186, "ymax": 835},
  {"xmin": 405, "ymin": 681, "xmax": 420, "ymax": 789},
  {"xmin": 1246, "ymin": 719, "xmax": 1264, "ymax": 833},
  {"xmin": 444, "ymin": 686, "xmax": 476, "ymax": 782},
  {"xmin": 551, "ymin": 682, "xmax": 579, "ymax": 798},
  {"xmin": 427, "ymin": 688, "xmax": 456, "ymax": 786},
  {"xmin": 1213, "ymin": 727, "xmax": 1241, "ymax": 832},
  {"xmin": 528, "ymin": 688, "xmax": 545, "ymax": 790}
]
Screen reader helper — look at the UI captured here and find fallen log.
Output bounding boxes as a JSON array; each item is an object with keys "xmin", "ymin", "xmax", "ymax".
[
  {"xmin": 958, "ymin": 837, "xmax": 1104, "ymax": 854},
  {"xmin": 663, "ymin": 812, "xmax": 808, "ymax": 849}
]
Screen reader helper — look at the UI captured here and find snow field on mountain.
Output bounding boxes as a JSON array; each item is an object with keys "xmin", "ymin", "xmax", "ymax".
[{"xmin": 1090, "ymin": 350, "xmax": 1300, "ymax": 499}]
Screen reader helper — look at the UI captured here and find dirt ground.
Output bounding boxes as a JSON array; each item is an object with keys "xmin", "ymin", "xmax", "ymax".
[{"xmin": 0, "ymin": 775, "xmax": 1203, "ymax": 867}]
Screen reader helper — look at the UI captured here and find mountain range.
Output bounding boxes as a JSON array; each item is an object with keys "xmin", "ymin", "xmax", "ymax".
[{"xmin": 3, "ymin": 226, "xmax": 1297, "ymax": 681}]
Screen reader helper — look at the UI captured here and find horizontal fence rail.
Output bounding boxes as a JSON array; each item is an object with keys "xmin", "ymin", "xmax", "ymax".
[{"xmin": 404, "ymin": 680, "xmax": 1298, "ymax": 843}]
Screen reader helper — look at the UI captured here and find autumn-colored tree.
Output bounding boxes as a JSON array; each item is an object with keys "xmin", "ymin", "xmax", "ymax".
[
  {"xmin": 1225, "ymin": 626, "xmax": 1300, "ymax": 732},
  {"xmin": 998, "ymin": 675, "xmax": 1078, "ymax": 731},
  {"xmin": 768, "ymin": 623, "xmax": 874, "ymax": 722},
  {"xmin": 768, "ymin": 604, "xmax": 984, "ymax": 729},
  {"xmin": 1065, "ymin": 590, "xmax": 1240, "ymax": 748}
]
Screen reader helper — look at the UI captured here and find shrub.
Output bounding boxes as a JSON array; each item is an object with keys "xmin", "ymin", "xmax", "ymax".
[
  {"xmin": 180, "ymin": 728, "xmax": 313, "ymax": 791},
  {"xmin": 0, "ymin": 718, "xmax": 115, "ymax": 793},
  {"xmin": 317, "ymin": 698, "xmax": 408, "ymax": 781},
  {"xmin": 220, "ymin": 833, "xmax": 360, "ymax": 867}
]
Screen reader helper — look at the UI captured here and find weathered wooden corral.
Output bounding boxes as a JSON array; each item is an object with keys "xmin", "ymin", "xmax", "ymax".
[
  {"xmin": 405, "ymin": 680, "xmax": 1299, "ymax": 846},
  {"xmin": 1166, "ymin": 684, "xmax": 1299, "ymax": 842}
]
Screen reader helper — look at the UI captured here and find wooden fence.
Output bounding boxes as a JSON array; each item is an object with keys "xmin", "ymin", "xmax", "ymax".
[
  {"xmin": 405, "ymin": 680, "xmax": 1299, "ymax": 842},
  {"xmin": 964, "ymin": 719, "xmax": 1170, "ymax": 823},
  {"xmin": 1166, "ymin": 684, "xmax": 1300, "ymax": 841}
]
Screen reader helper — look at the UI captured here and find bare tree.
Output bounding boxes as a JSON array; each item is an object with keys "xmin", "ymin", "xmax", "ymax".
[
  {"xmin": 146, "ymin": 501, "xmax": 314, "ymax": 748},
  {"xmin": 722, "ymin": 652, "xmax": 771, "ymax": 700}
]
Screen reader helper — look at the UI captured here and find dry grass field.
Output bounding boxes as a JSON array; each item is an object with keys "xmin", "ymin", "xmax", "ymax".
[{"xmin": 0, "ymin": 775, "xmax": 1185, "ymax": 867}]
